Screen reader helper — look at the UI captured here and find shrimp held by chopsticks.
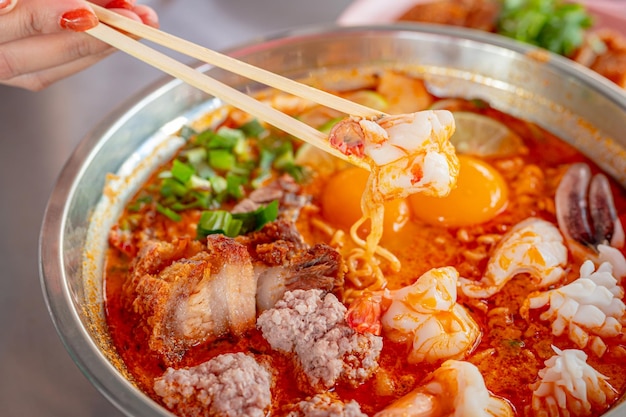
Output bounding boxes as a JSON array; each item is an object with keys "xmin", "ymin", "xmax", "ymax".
[{"xmin": 329, "ymin": 110, "xmax": 459, "ymax": 289}]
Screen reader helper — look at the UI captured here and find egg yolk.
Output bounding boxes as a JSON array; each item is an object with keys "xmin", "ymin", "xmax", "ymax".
[
  {"xmin": 409, "ymin": 155, "xmax": 508, "ymax": 227},
  {"xmin": 320, "ymin": 167, "xmax": 411, "ymax": 237}
]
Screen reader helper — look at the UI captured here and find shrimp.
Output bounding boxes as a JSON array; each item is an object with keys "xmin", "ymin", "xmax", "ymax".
[
  {"xmin": 381, "ymin": 267, "xmax": 481, "ymax": 364},
  {"xmin": 459, "ymin": 217, "xmax": 568, "ymax": 299},
  {"xmin": 530, "ymin": 346, "xmax": 617, "ymax": 417},
  {"xmin": 329, "ymin": 110, "xmax": 459, "ymax": 291},
  {"xmin": 328, "ymin": 110, "xmax": 459, "ymax": 202},
  {"xmin": 524, "ymin": 260, "xmax": 626, "ymax": 357},
  {"xmin": 345, "ymin": 290, "xmax": 391, "ymax": 336},
  {"xmin": 374, "ymin": 360, "xmax": 514, "ymax": 417}
]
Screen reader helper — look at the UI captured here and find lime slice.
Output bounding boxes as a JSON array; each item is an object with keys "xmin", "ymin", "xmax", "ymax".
[
  {"xmin": 343, "ymin": 90, "xmax": 389, "ymax": 112},
  {"xmin": 450, "ymin": 111, "xmax": 525, "ymax": 158},
  {"xmin": 295, "ymin": 143, "xmax": 350, "ymax": 177}
]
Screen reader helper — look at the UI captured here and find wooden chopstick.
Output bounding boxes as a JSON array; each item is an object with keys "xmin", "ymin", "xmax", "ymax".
[
  {"xmin": 85, "ymin": 22, "xmax": 370, "ymax": 170},
  {"xmin": 88, "ymin": 2, "xmax": 385, "ymax": 119}
]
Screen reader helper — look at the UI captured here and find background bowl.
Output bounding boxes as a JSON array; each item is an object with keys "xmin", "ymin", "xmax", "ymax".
[{"xmin": 40, "ymin": 24, "xmax": 626, "ymax": 416}]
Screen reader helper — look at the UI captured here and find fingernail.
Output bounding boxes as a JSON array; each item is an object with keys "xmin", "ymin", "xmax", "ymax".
[
  {"xmin": 60, "ymin": 9, "xmax": 99, "ymax": 32},
  {"xmin": 105, "ymin": 0, "xmax": 135, "ymax": 10},
  {"xmin": 0, "ymin": 0, "xmax": 13, "ymax": 9}
]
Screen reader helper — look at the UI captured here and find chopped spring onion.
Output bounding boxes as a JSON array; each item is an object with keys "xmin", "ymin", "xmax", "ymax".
[
  {"xmin": 171, "ymin": 159, "xmax": 195, "ymax": 183},
  {"xmin": 156, "ymin": 203, "xmax": 182, "ymax": 222},
  {"xmin": 208, "ymin": 149, "xmax": 236, "ymax": 171},
  {"xmin": 155, "ymin": 120, "xmax": 305, "ymax": 219},
  {"xmin": 196, "ymin": 200, "xmax": 279, "ymax": 239},
  {"xmin": 240, "ymin": 119, "xmax": 267, "ymax": 138}
]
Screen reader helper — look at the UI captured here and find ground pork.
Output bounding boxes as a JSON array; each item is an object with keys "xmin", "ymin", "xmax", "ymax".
[
  {"xmin": 257, "ymin": 289, "xmax": 383, "ymax": 392},
  {"xmin": 286, "ymin": 393, "xmax": 367, "ymax": 417},
  {"xmin": 153, "ymin": 352, "xmax": 271, "ymax": 417}
]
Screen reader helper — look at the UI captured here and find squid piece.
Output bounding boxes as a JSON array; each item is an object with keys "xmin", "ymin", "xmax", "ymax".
[
  {"xmin": 555, "ymin": 163, "xmax": 625, "ymax": 253},
  {"xmin": 555, "ymin": 163, "xmax": 626, "ymax": 278},
  {"xmin": 328, "ymin": 110, "xmax": 459, "ymax": 202},
  {"xmin": 374, "ymin": 360, "xmax": 514, "ymax": 417},
  {"xmin": 130, "ymin": 235, "xmax": 257, "ymax": 364},
  {"xmin": 381, "ymin": 267, "xmax": 481, "ymax": 364},
  {"xmin": 525, "ymin": 260, "xmax": 626, "ymax": 357},
  {"xmin": 459, "ymin": 218, "xmax": 568, "ymax": 299},
  {"xmin": 530, "ymin": 346, "xmax": 617, "ymax": 417}
]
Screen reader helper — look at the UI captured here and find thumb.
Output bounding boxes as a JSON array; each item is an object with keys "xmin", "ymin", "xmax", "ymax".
[{"xmin": 0, "ymin": 0, "xmax": 18, "ymax": 16}]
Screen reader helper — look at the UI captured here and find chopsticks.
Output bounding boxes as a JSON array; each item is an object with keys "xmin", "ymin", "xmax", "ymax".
[{"xmin": 85, "ymin": 3, "xmax": 384, "ymax": 170}]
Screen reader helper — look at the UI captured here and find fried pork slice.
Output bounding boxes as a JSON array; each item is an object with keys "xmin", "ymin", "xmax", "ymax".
[
  {"xmin": 238, "ymin": 219, "xmax": 345, "ymax": 311},
  {"xmin": 257, "ymin": 289, "xmax": 383, "ymax": 392},
  {"xmin": 129, "ymin": 235, "xmax": 257, "ymax": 363},
  {"xmin": 154, "ymin": 352, "xmax": 272, "ymax": 417},
  {"xmin": 286, "ymin": 393, "xmax": 367, "ymax": 417}
]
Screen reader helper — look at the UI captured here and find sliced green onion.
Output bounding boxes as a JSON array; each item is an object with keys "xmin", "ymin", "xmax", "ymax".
[
  {"xmin": 127, "ymin": 195, "xmax": 153, "ymax": 212},
  {"xmin": 216, "ymin": 126, "xmax": 245, "ymax": 143},
  {"xmin": 197, "ymin": 210, "xmax": 242, "ymax": 238},
  {"xmin": 196, "ymin": 200, "xmax": 279, "ymax": 239},
  {"xmin": 189, "ymin": 175, "xmax": 212, "ymax": 191},
  {"xmin": 209, "ymin": 175, "xmax": 228, "ymax": 195},
  {"xmin": 156, "ymin": 203, "xmax": 182, "ymax": 222},
  {"xmin": 226, "ymin": 174, "xmax": 246, "ymax": 199},
  {"xmin": 160, "ymin": 177, "xmax": 189, "ymax": 198},
  {"xmin": 209, "ymin": 149, "xmax": 235, "ymax": 171},
  {"xmin": 240, "ymin": 119, "xmax": 267, "ymax": 138},
  {"xmin": 181, "ymin": 147, "xmax": 207, "ymax": 165},
  {"xmin": 171, "ymin": 159, "xmax": 195, "ymax": 183}
]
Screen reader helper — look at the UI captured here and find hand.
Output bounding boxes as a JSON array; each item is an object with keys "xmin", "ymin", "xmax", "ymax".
[{"xmin": 0, "ymin": 0, "xmax": 158, "ymax": 91}]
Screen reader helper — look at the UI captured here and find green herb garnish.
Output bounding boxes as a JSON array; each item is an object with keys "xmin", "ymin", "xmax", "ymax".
[
  {"xmin": 497, "ymin": 0, "xmax": 593, "ymax": 57},
  {"xmin": 155, "ymin": 120, "xmax": 305, "ymax": 222},
  {"xmin": 196, "ymin": 200, "xmax": 279, "ymax": 239}
]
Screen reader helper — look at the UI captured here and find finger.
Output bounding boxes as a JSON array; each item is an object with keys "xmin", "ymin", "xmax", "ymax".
[
  {"xmin": 0, "ymin": 47, "xmax": 115, "ymax": 91},
  {"xmin": 0, "ymin": 0, "xmax": 18, "ymax": 16},
  {"xmin": 0, "ymin": 0, "xmax": 97, "ymax": 43},
  {"xmin": 0, "ymin": 31, "xmax": 113, "ymax": 80},
  {"xmin": 0, "ymin": 0, "xmax": 158, "ymax": 44}
]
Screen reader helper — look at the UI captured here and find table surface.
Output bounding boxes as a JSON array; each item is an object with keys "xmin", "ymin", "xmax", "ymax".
[{"xmin": 0, "ymin": 0, "xmax": 350, "ymax": 415}]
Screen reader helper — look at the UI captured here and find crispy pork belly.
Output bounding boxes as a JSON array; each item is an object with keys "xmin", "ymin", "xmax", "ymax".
[
  {"xmin": 255, "ymin": 244, "xmax": 343, "ymax": 312},
  {"xmin": 154, "ymin": 352, "xmax": 272, "ymax": 417},
  {"xmin": 257, "ymin": 289, "xmax": 382, "ymax": 393},
  {"xmin": 128, "ymin": 235, "xmax": 257, "ymax": 363},
  {"xmin": 286, "ymin": 393, "xmax": 367, "ymax": 417},
  {"xmin": 238, "ymin": 219, "xmax": 345, "ymax": 311}
]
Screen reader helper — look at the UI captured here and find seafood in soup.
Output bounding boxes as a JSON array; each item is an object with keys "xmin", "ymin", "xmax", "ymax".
[{"xmin": 104, "ymin": 69, "xmax": 626, "ymax": 416}]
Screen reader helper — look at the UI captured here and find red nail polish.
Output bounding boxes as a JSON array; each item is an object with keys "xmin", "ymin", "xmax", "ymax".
[
  {"xmin": 105, "ymin": 0, "xmax": 135, "ymax": 10},
  {"xmin": 59, "ymin": 9, "xmax": 99, "ymax": 32},
  {"xmin": 0, "ymin": 0, "xmax": 12, "ymax": 9}
]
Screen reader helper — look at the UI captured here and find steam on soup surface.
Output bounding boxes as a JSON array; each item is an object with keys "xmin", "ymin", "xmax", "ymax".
[{"xmin": 104, "ymin": 69, "xmax": 626, "ymax": 417}]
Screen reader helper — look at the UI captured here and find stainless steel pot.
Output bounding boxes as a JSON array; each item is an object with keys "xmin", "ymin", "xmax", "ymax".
[{"xmin": 39, "ymin": 24, "xmax": 626, "ymax": 416}]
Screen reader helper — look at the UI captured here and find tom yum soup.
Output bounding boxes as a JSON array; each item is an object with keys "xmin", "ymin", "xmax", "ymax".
[{"xmin": 104, "ymin": 69, "xmax": 626, "ymax": 417}]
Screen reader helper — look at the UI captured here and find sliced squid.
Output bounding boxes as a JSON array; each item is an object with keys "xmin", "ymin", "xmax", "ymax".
[
  {"xmin": 459, "ymin": 218, "xmax": 568, "ymax": 299},
  {"xmin": 374, "ymin": 360, "xmax": 514, "ymax": 417},
  {"xmin": 530, "ymin": 346, "xmax": 617, "ymax": 417},
  {"xmin": 381, "ymin": 267, "xmax": 481, "ymax": 364},
  {"xmin": 525, "ymin": 260, "xmax": 626, "ymax": 357},
  {"xmin": 555, "ymin": 163, "xmax": 625, "ymax": 255}
]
